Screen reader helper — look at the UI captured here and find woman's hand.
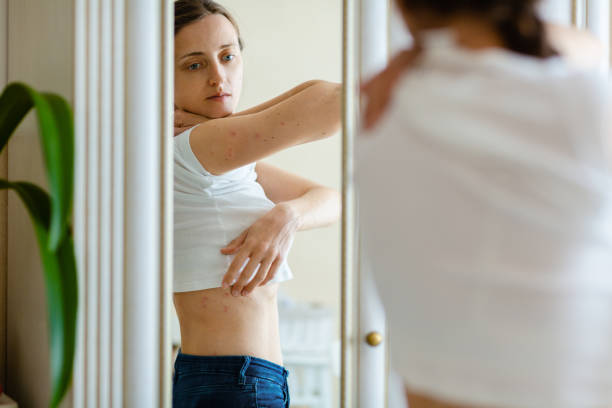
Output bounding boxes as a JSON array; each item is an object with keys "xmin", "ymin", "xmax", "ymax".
[
  {"xmin": 220, "ymin": 203, "xmax": 299, "ymax": 296},
  {"xmin": 174, "ymin": 107, "xmax": 208, "ymax": 136},
  {"xmin": 361, "ymin": 46, "xmax": 422, "ymax": 130}
]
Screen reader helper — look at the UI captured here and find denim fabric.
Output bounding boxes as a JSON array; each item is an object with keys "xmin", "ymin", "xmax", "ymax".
[{"xmin": 173, "ymin": 351, "xmax": 290, "ymax": 408}]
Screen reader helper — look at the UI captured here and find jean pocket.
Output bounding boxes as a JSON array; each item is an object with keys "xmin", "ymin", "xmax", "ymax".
[
  {"xmin": 284, "ymin": 384, "xmax": 290, "ymax": 407},
  {"xmin": 255, "ymin": 377, "xmax": 286, "ymax": 408}
]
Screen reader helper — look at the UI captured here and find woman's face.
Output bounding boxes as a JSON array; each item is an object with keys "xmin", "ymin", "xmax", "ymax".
[{"xmin": 174, "ymin": 14, "xmax": 243, "ymax": 119}]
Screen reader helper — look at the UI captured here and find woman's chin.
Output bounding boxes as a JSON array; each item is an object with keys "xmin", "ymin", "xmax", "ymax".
[{"xmin": 201, "ymin": 107, "xmax": 234, "ymax": 119}]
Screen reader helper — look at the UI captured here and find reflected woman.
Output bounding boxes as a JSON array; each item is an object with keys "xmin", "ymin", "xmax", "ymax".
[{"xmin": 172, "ymin": 1, "xmax": 341, "ymax": 407}]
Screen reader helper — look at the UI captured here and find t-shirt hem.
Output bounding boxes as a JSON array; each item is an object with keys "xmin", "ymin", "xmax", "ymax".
[
  {"xmin": 173, "ymin": 275, "xmax": 225, "ymax": 293},
  {"xmin": 173, "ymin": 271, "xmax": 294, "ymax": 293}
]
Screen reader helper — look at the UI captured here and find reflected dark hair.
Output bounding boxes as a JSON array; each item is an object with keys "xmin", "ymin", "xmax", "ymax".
[
  {"xmin": 174, "ymin": 0, "xmax": 244, "ymax": 50},
  {"xmin": 398, "ymin": 0, "xmax": 557, "ymax": 58}
]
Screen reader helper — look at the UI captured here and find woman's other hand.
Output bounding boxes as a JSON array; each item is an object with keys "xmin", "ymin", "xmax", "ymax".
[
  {"xmin": 360, "ymin": 46, "xmax": 421, "ymax": 131},
  {"xmin": 220, "ymin": 203, "xmax": 299, "ymax": 296},
  {"xmin": 174, "ymin": 107, "xmax": 208, "ymax": 136}
]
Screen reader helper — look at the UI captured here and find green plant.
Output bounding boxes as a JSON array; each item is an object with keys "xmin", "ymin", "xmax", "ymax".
[{"xmin": 0, "ymin": 82, "xmax": 77, "ymax": 407}]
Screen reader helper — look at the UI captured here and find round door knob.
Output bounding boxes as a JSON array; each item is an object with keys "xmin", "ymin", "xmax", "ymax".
[{"xmin": 365, "ymin": 331, "xmax": 383, "ymax": 347}]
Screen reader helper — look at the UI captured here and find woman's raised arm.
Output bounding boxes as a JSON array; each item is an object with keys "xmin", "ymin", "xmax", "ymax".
[
  {"xmin": 188, "ymin": 80, "xmax": 341, "ymax": 175},
  {"xmin": 231, "ymin": 80, "xmax": 322, "ymax": 117}
]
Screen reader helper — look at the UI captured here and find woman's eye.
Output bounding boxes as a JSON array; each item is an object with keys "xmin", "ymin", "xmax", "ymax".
[
  {"xmin": 222, "ymin": 54, "xmax": 235, "ymax": 62},
  {"xmin": 188, "ymin": 63, "xmax": 202, "ymax": 71}
]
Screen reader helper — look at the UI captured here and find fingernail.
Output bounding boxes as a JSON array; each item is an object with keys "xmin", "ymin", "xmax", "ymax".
[
  {"xmin": 232, "ymin": 289, "xmax": 240, "ymax": 297},
  {"xmin": 222, "ymin": 282, "xmax": 228, "ymax": 289}
]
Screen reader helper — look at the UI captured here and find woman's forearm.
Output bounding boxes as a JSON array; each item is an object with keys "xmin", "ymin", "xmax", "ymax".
[
  {"xmin": 189, "ymin": 81, "xmax": 341, "ymax": 175},
  {"xmin": 233, "ymin": 80, "xmax": 322, "ymax": 117},
  {"xmin": 279, "ymin": 186, "xmax": 341, "ymax": 231},
  {"xmin": 257, "ymin": 80, "xmax": 341, "ymax": 145}
]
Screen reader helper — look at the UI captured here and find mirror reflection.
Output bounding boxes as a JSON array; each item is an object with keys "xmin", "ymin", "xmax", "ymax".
[{"xmin": 171, "ymin": 1, "xmax": 342, "ymax": 407}]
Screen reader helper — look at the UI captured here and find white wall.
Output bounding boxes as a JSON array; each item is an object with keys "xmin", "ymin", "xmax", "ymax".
[
  {"xmin": 539, "ymin": 0, "xmax": 573, "ymax": 25},
  {"xmin": 5, "ymin": 0, "xmax": 74, "ymax": 406}
]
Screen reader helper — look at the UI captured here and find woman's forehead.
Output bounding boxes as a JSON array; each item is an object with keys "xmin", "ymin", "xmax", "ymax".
[{"xmin": 175, "ymin": 14, "xmax": 239, "ymax": 56}]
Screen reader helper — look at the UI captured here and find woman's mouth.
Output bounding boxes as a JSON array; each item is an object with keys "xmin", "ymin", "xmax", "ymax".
[{"xmin": 207, "ymin": 94, "xmax": 230, "ymax": 102}]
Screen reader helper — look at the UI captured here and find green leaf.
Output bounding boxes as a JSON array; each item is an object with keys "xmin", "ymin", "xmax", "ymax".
[
  {"xmin": 0, "ymin": 83, "xmax": 74, "ymax": 251},
  {"xmin": 0, "ymin": 180, "xmax": 77, "ymax": 408}
]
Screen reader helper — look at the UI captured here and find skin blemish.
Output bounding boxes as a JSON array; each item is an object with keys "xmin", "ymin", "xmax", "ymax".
[
  {"xmin": 280, "ymin": 121, "xmax": 285, "ymax": 126},
  {"xmin": 224, "ymin": 292, "xmax": 230, "ymax": 297},
  {"xmin": 255, "ymin": 133, "xmax": 261, "ymax": 139},
  {"xmin": 223, "ymin": 305, "xmax": 229, "ymax": 312},
  {"xmin": 225, "ymin": 146, "xmax": 234, "ymax": 160},
  {"xmin": 229, "ymin": 130, "xmax": 237, "ymax": 137}
]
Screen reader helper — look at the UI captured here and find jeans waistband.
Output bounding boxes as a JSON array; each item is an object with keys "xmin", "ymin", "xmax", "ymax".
[{"xmin": 174, "ymin": 351, "xmax": 289, "ymax": 386}]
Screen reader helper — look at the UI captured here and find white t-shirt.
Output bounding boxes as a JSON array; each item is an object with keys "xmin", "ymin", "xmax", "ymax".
[
  {"xmin": 174, "ymin": 125, "xmax": 293, "ymax": 292},
  {"xmin": 356, "ymin": 31, "xmax": 612, "ymax": 408}
]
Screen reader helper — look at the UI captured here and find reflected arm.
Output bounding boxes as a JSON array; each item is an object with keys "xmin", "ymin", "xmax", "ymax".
[
  {"xmin": 255, "ymin": 161, "xmax": 341, "ymax": 231},
  {"xmin": 232, "ymin": 80, "xmax": 323, "ymax": 116},
  {"xmin": 189, "ymin": 80, "xmax": 341, "ymax": 175},
  {"xmin": 174, "ymin": 80, "xmax": 326, "ymax": 133}
]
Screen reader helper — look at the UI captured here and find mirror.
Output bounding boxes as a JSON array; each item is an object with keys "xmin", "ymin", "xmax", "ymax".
[{"xmin": 171, "ymin": 1, "xmax": 343, "ymax": 407}]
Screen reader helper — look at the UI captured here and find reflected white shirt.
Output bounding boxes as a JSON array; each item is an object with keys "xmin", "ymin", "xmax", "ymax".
[
  {"xmin": 356, "ymin": 31, "xmax": 612, "ymax": 408},
  {"xmin": 174, "ymin": 126, "xmax": 293, "ymax": 292}
]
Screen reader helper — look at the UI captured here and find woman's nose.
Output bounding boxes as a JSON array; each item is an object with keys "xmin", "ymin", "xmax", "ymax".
[{"xmin": 208, "ymin": 63, "xmax": 223, "ymax": 87}]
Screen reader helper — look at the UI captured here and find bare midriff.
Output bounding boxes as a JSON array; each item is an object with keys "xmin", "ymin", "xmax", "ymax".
[{"xmin": 173, "ymin": 282, "xmax": 283, "ymax": 366}]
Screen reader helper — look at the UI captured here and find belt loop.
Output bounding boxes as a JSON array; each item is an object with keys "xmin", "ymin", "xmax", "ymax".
[{"xmin": 239, "ymin": 356, "xmax": 251, "ymax": 385}]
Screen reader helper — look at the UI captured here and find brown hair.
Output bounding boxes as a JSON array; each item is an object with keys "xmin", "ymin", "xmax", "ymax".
[
  {"xmin": 398, "ymin": 0, "xmax": 557, "ymax": 58},
  {"xmin": 174, "ymin": 0, "xmax": 244, "ymax": 50}
]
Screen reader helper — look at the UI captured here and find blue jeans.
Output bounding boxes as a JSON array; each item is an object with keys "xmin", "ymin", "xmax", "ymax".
[{"xmin": 173, "ymin": 351, "xmax": 290, "ymax": 408}]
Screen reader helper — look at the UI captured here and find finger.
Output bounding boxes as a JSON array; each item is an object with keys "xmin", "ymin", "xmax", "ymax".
[
  {"xmin": 363, "ymin": 105, "xmax": 382, "ymax": 131},
  {"xmin": 221, "ymin": 230, "xmax": 248, "ymax": 254},
  {"xmin": 174, "ymin": 126, "xmax": 191, "ymax": 136},
  {"xmin": 174, "ymin": 110, "xmax": 194, "ymax": 128},
  {"xmin": 364, "ymin": 90, "xmax": 392, "ymax": 130},
  {"xmin": 360, "ymin": 78, "xmax": 374, "ymax": 93},
  {"xmin": 230, "ymin": 257, "xmax": 262, "ymax": 296},
  {"xmin": 221, "ymin": 252, "xmax": 249, "ymax": 289},
  {"xmin": 241, "ymin": 256, "xmax": 274, "ymax": 296},
  {"xmin": 259, "ymin": 257, "xmax": 281, "ymax": 287}
]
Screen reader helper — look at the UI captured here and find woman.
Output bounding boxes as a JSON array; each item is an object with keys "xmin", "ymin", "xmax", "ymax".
[
  {"xmin": 172, "ymin": 1, "xmax": 341, "ymax": 407},
  {"xmin": 358, "ymin": 1, "xmax": 612, "ymax": 407}
]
